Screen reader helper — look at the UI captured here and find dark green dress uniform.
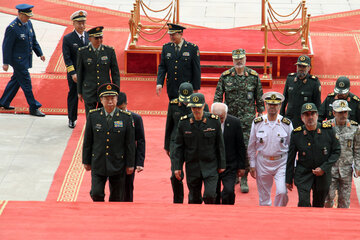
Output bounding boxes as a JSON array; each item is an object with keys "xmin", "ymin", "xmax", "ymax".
[
  {"xmin": 280, "ymin": 73, "xmax": 321, "ymax": 128},
  {"xmin": 286, "ymin": 122, "xmax": 340, "ymax": 207},
  {"xmin": 164, "ymin": 98, "xmax": 209, "ymax": 203},
  {"xmin": 172, "ymin": 112, "xmax": 226, "ymax": 204},
  {"xmin": 318, "ymin": 93, "xmax": 360, "ymax": 122},
  {"xmin": 157, "ymin": 40, "xmax": 201, "ymax": 100},
  {"xmin": 82, "ymin": 107, "xmax": 135, "ymax": 202},
  {"xmin": 77, "ymin": 44, "xmax": 120, "ymax": 115}
]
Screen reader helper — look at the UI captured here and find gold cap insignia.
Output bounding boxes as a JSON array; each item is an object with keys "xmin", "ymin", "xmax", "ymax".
[
  {"xmin": 339, "ymin": 82, "xmax": 345, "ymax": 87},
  {"xmin": 193, "ymin": 96, "xmax": 199, "ymax": 103},
  {"xmin": 306, "ymin": 104, "xmax": 312, "ymax": 110},
  {"xmin": 96, "ymin": 27, "xmax": 100, "ymax": 31},
  {"xmin": 183, "ymin": 89, "xmax": 188, "ymax": 95},
  {"xmin": 300, "ymin": 56, "xmax": 305, "ymax": 61},
  {"xmin": 340, "ymin": 101, "xmax": 346, "ymax": 107},
  {"xmin": 79, "ymin": 11, "xmax": 84, "ymax": 16},
  {"xmin": 106, "ymin": 85, "xmax": 112, "ymax": 90},
  {"xmin": 169, "ymin": 25, "xmax": 172, "ymax": 29},
  {"xmin": 271, "ymin": 94, "xmax": 277, "ymax": 100}
]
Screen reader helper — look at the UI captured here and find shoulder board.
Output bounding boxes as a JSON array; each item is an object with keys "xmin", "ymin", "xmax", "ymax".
[
  {"xmin": 180, "ymin": 115, "xmax": 188, "ymax": 121},
  {"xmin": 222, "ymin": 70, "xmax": 231, "ymax": 76},
  {"xmin": 288, "ymin": 73, "xmax": 296, "ymax": 76},
  {"xmin": 249, "ymin": 69, "xmax": 258, "ymax": 76},
  {"xmin": 310, "ymin": 75, "xmax": 318, "ymax": 80},
  {"xmin": 120, "ymin": 109, "xmax": 131, "ymax": 116},
  {"xmin": 353, "ymin": 95, "xmax": 360, "ymax": 102},
  {"xmin": 293, "ymin": 126, "xmax": 302, "ymax": 132},
  {"xmin": 254, "ymin": 117, "xmax": 263, "ymax": 124},
  {"xmin": 350, "ymin": 120, "xmax": 359, "ymax": 126},
  {"xmin": 322, "ymin": 122, "xmax": 332, "ymax": 128},
  {"xmin": 89, "ymin": 108, "xmax": 101, "ymax": 113},
  {"xmin": 210, "ymin": 114, "xmax": 219, "ymax": 120},
  {"xmin": 281, "ymin": 117, "xmax": 291, "ymax": 125},
  {"xmin": 79, "ymin": 46, "xmax": 88, "ymax": 51},
  {"xmin": 103, "ymin": 44, "xmax": 113, "ymax": 49},
  {"xmin": 163, "ymin": 42, "xmax": 172, "ymax": 46},
  {"xmin": 327, "ymin": 92, "xmax": 335, "ymax": 97},
  {"xmin": 170, "ymin": 98, "xmax": 179, "ymax": 104}
]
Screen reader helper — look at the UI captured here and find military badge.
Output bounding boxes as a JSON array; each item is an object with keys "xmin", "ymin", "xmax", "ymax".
[
  {"xmin": 106, "ymin": 85, "xmax": 112, "ymax": 90},
  {"xmin": 259, "ymin": 138, "xmax": 264, "ymax": 143},
  {"xmin": 300, "ymin": 56, "xmax": 305, "ymax": 61},
  {"xmin": 302, "ymin": 152, "xmax": 306, "ymax": 156},
  {"xmin": 95, "ymin": 123, "xmax": 102, "ymax": 130},
  {"xmin": 193, "ymin": 96, "xmax": 199, "ymax": 102},
  {"xmin": 347, "ymin": 140, "xmax": 352, "ymax": 148},
  {"xmin": 305, "ymin": 104, "xmax": 312, "ymax": 110},
  {"xmin": 20, "ymin": 33, "xmax": 25, "ymax": 39},
  {"xmin": 183, "ymin": 52, "xmax": 190, "ymax": 56},
  {"xmin": 86, "ymin": 58, "xmax": 92, "ymax": 63},
  {"xmin": 247, "ymin": 92, "xmax": 253, "ymax": 100},
  {"xmin": 185, "ymin": 131, "xmax": 192, "ymax": 134},
  {"xmin": 114, "ymin": 121, "xmax": 123, "ymax": 128},
  {"xmin": 101, "ymin": 56, "xmax": 108, "ymax": 61},
  {"xmin": 339, "ymin": 82, "xmax": 345, "ymax": 88},
  {"xmin": 166, "ymin": 53, "xmax": 171, "ymax": 57},
  {"xmin": 322, "ymin": 147, "xmax": 328, "ymax": 155},
  {"xmin": 204, "ymin": 128, "xmax": 215, "ymax": 132},
  {"xmin": 73, "ymin": 43, "xmax": 78, "ymax": 47},
  {"xmin": 197, "ymin": 50, "xmax": 200, "ymax": 56}
]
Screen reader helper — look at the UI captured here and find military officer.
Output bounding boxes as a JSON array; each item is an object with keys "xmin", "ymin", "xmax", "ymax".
[
  {"xmin": 248, "ymin": 92, "xmax": 293, "ymax": 207},
  {"xmin": 62, "ymin": 10, "xmax": 89, "ymax": 128},
  {"xmin": 173, "ymin": 93, "xmax": 226, "ymax": 204},
  {"xmin": 318, "ymin": 76, "xmax": 360, "ymax": 123},
  {"xmin": 286, "ymin": 103, "xmax": 340, "ymax": 207},
  {"xmin": 280, "ymin": 55, "xmax": 322, "ymax": 128},
  {"xmin": 82, "ymin": 83, "xmax": 135, "ymax": 202},
  {"xmin": 164, "ymin": 82, "xmax": 209, "ymax": 203},
  {"xmin": 0, "ymin": 4, "xmax": 46, "ymax": 116},
  {"xmin": 77, "ymin": 26, "xmax": 120, "ymax": 116},
  {"xmin": 324, "ymin": 100, "xmax": 360, "ymax": 208},
  {"xmin": 214, "ymin": 48, "xmax": 265, "ymax": 193},
  {"xmin": 156, "ymin": 23, "xmax": 201, "ymax": 100}
]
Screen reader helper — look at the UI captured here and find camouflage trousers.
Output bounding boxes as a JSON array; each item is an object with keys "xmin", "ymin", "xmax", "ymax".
[{"xmin": 325, "ymin": 174, "xmax": 353, "ymax": 208}]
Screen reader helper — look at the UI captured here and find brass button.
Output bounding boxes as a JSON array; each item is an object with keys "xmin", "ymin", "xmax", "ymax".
[
  {"xmin": 97, "ymin": 83, "xmax": 100, "ymax": 85},
  {"xmin": 97, "ymin": 76, "xmax": 99, "ymax": 79},
  {"xmin": 106, "ymin": 153, "xmax": 109, "ymax": 156},
  {"xmin": 175, "ymin": 60, "xmax": 178, "ymax": 63},
  {"xmin": 308, "ymin": 143, "xmax": 311, "ymax": 146},
  {"xmin": 175, "ymin": 78, "xmax": 177, "ymax": 80},
  {"xmin": 97, "ymin": 70, "xmax": 99, "ymax": 73},
  {"xmin": 107, "ymin": 139, "xmax": 109, "ymax": 142},
  {"xmin": 106, "ymin": 146, "xmax": 109, "ymax": 149},
  {"xmin": 175, "ymin": 72, "xmax": 177, "ymax": 74},
  {"xmin": 107, "ymin": 132, "xmax": 109, "ymax": 135},
  {"xmin": 97, "ymin": 64, "xmax": 99, "ymax": 66},
  {"xmin": 175, "ymin": 66, "xmax": 177, "ymax": 69}
]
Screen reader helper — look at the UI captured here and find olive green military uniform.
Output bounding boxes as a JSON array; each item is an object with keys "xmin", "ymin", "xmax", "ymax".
[
  {"xmin": 286, "ymin": 122, "xmax": 341, "ymax": 207},
  {"xmin": 318, "ymin": 93, "xmax": 360, "ymax": 122},
  {"xmin": 172, "ymin": 112, "xmax": 226, "ymax": 204},
  {"xmin": 280, "ymin": 73, "xmax": 321, "ymax": 128},
  {"xmin": 82, "ymin": 107, "xmax": 135, "ymax": 201},
  {"xmin": 77, "ymin": 44, "xmax": 120, "ymax": 115}
]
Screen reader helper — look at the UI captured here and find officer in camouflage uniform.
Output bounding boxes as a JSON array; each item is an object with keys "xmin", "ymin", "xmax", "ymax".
[
  {"xmin": 318, "ymin": 76, "xmax": 360, "ymax": 123},
  {"xmin": 214, "ymin": 48, "xmax": 265, "ymax": 193},
  {"xmin": 324, "ymin": 100, "xmax": 360, "ymax": 208},
  {"xmin": 173, "ymin": 93, "xmax": 226, "ymax": 204},
  {"xmin": 164, "ymin": 82, "xmax": 209, "ymax": 203},
  {"xmin": 286, "ymin": 103, "xmax": 341, "ymax": 207},
  {"xmin": 280, "ymin": 55, "xmax": 321, "ymax": 128}
]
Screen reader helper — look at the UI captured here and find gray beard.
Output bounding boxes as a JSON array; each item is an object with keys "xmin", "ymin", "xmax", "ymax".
[{"xmin": 297, "ymin": 72, "xmax": 306, "ymax": 79}]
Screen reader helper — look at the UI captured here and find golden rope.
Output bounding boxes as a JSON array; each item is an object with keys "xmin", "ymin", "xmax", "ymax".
[
  {"xmin": 140, "ymin": 2, "xmax": 173, "ymax": 24},
  {"xmin": 140, "ymin": 0, "xmax": 173, "ymax": 13},
  {"xmin": 139, "ymin": 18, "xmax": 172, "ymax": 35},
  {"xmin": 267, "ymin": 18, "xmax": 304, "ymax": 46},
  {"xmin": 267, "ymin": 4, "xmax": 302, "ymax": 25},
  {"xmin": 267, "ymin": 1, "xmax": 302, "ymax": 18},
  {"xmin": 268, "ymin": 11, "xmax": 303, "ymax": 36},
  {"xmin": 138, "ymin": 29, "xmax": 169, "ymax": 42}
]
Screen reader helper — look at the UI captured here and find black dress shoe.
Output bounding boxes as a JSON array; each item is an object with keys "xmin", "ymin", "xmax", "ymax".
[
  {"xmin": 0, "ymin": 104, "xmax": 15, "ymax": 110},
  {"xmin": 68, "ymin": 120, "xmax": 76, "ymax": 128},
  {"xmin": 30, "ymin": 109, "xmax": 45, "ymax": 117}
]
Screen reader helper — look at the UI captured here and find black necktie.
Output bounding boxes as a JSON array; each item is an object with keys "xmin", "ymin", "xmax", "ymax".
[
  {"xmin": 175, "ymin": 45, "xmax": 179, "ymax": 57},
  {"xmin": 107, "ymin": 114, "xmax": 112, "ymax": 126},
  {"xmin": 80, "ymin": 36, "xmax": 84, "ymax": 44}
]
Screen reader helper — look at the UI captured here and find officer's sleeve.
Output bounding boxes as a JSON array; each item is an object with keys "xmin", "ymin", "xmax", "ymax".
[
  {"xmin": 280, "ymin": 79, "xmax": 289, "ymax": 116},
  {"xmin": 157, "ymin": 45, "xmax": 167, "ymax": 86},
  {"xmin": 191, "ymin": 45, "xmax": 201, "ymax": 90},
  {"xmin": 356, "ymin": 100, "xmax": 360, "ymax": 123},
  {"xmin": 255, "ymin": 76, "xmax": 265, "ymax": 113},
  {"xmin": 76, "ymin": 50, "xmax": 84, "ymax": 95},
  {"xmin": 164, "ymin": 103, "xmax": 174, "ymax": 151},
  {"xmin": 236, "ymin": 119, "xmax": 246, "ymax": 170},
  {"xmin": 286, "ymin": 132, "xmax": 297, "ymax": 184},
  {"xmin": 110, "ymin": 48, "xmax": 120, "ymax": 88},
  {"xmin": 247, "ymin": 121, "xmax": 257, "ymax": 168},
  {"xmin": 216, "ymin": 120, "xmax": 226, "ymax": 170},
  {"xmin": 213, "ymin": 75, "xmax": 224, "ymax": 103},
  {"xmin": 62, "ymin": 35, "xmax": 76, "ymax": 76},
  {"xmin": 134, "ymin": 114, "xmax": 145, "ymax": 167},
  {"xmin": 125, "ymin": 115, "xmax": 136, "ymax": 168},
  {"xmin": 314, "ymin": 78, "xmax": 322, "ymax": 108},
  {"xmin": 319, "ymin": 128, "xmax": 340, "ymax": 173},
  {"xmin": 82, "ymin": 114, "xmax": 94, "ymax": 165},
  {"xmin": 30, "ymin": 22, "xmax": 43, "ymax": 57},
  {"xmin": 2, "ymin": 26, "xmax": 16, "ymax": 65},
  {"xmin": 353, "ymin": 126, "xmax": 360, "ymax": 170},
  {"xmin": 172, "ymin": 121, "xmax": 185, "ymax": 170},
  {"xmin": 318, "ymin": 98, "xmax": 328, "ymax": 122}
]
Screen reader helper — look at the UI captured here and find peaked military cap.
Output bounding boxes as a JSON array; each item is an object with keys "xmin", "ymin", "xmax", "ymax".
[
  {"xmin": 334, "ymin": 76, "xmax": 350, "ymax": 95},
  {"xmin": 167, "ymin": 23, "xmax": 186, "ymax": 34},
  {"xmin": 16, "ymin": 4, "xmax": 34, "ymax": 17},
  {"xmin": 70, "ymin": 10, "xmax": 87, "ymax": 21},
  {"xmin": 262, "ymin": 91, "xmax": 284, "ymax": 104},
  {"xmin": 333, "ymin": 100, "xmax": 351, "ymax": 112},
  {"xmin": 232, "ymin": 49, "xmax": 246, "ymax": 59},
  {"xmin": 301, "ymin": 103, "xmax": 318, "ymax": 114},
  {"xmin": 295, "ymin": 55, "xmax": 311, "ymax": 66},
  {"xmin": 187, "ymin": 93, "xmax": 205, "ymax": 107},
  {"xmin": 178, "ymin": 82, "xmax": 193, "ymax": 103},
  {"xmin": 98, "ymin": 83, "xmax": 119, "ymax": 97},
  {"xmin": 88, "ymin": 26, "xmax": 104, "ymax": 37}
]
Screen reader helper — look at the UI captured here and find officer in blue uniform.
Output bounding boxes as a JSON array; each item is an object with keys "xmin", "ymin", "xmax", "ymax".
[
  {"xmin": 62, "ymin": 10, "xmax": 89, "ymax": 128},
  {"xmin": 156, "ymin": 23, "xmax": 201, "ymax": 100},
  {"xmin": 0, "ymin": 4, "xmax": 46, "ymax": 116}
]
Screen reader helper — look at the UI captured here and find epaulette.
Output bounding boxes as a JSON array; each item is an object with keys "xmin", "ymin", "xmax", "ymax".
[
  {"xmin": 120, "ymin": 109, "xmax": 131, "ymax": 116},
  {"xmin": 293, "ymin": 126, "xmax": 302, "ymax": 132},
  {"xmin": 180, "ymin": 115, "xmax": 188, "ymax": 120},
  {"xmin": 353, "ymin": 95, "xmax": 360, "ymax": 102},
  {"xmin": 89, "ymin": 108, "xmax": 101, "ymax": 113},
  {"xmin": 170, "ymin": 98, "xmax": 179, "ymax": 104},
  {"xmin": 78, "ymin": 46, "xmax": 88, "ymax": 51},
  {"xmin": 350, "ymin": 120, "xmax": 359, "ymax": 126},
  {"xmin": 327, "ymin": 92, "xmax": 335, "ymax": 97},
  {"xmin": 222, "ymin": 70, "xmax": 231, "ymax": 76},
  {"xmin": 322, "ymin": 122, "xmax": 332, "ymax": 128},
  {"xmin": 254, "ymin": 117, "xmax": 263, "ymax": 124},
  {"xmin": 281, "ymin": 117, "xmax": 291, "ymax": 125},
  {"xmin": 210, "ymin": 114, "xmax": 219, "ymax": 120},
  {"xmin": 164, "ymin": 42, "xmax": 171, "ymax": 46},
  {"xmin": 310, "ymin": 75, "xmax": 318, "ymax": 80},
  {"xmin": 103, "ymin": 44, "xmax": 113, "ymax": 49},
  {"xmin": 249, "ymin": 69, "xmax": 258, "ymax": 76},
  {"xmin": 288, "ymin": 73, "xmax": 296, "ymax": 76}
]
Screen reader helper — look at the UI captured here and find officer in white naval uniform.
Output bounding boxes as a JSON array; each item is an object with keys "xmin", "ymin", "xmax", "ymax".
[{"xmin": 248, "ymin": 92, "xmax": 293, "ymax": 206}]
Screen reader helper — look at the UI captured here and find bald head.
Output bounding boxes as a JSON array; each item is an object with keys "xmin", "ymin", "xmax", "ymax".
[{"xmin": 211, "ymin": 102, "xmax": 228, "ymax": 123}]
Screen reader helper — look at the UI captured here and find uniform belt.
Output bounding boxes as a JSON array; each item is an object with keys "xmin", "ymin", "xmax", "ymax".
[{"xmin": 262, "ymin": 154, "xmax": 283, "ymax": 160}]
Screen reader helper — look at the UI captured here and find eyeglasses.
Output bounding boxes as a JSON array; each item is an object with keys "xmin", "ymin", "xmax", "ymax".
[{"xmin": 94, "ymin": 36, "xmax": 103, "ymax": 40}]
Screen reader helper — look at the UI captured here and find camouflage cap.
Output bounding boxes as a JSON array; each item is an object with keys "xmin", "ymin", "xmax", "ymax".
[
  {"xmin": 187, "ymin": 93, "xmax": 205, "ymax": 107},
  {"xmin": 262, "ymin": 91, "xmax": 284, "ymax": 104},
  {"xmin": 232, "ymin": 49, "xmax": 246, "ymax": 59},
  {"xmin": 295, "ymin": 55, "xmax": 311, "ymax": 66},
  {"xmin": 178, "ymin": 82, "xmax": 193, "ymax": 103},
  {"xmin": 332, "ymin": 100, "xmax": 351, "ymax": 112},
  {"xmin": 334, "ymin": 76, "xmax": 350, "ymax": 95},
  {"xmin": 301, "ymin": 103, "xmax": 318, "ymax": 114}
]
